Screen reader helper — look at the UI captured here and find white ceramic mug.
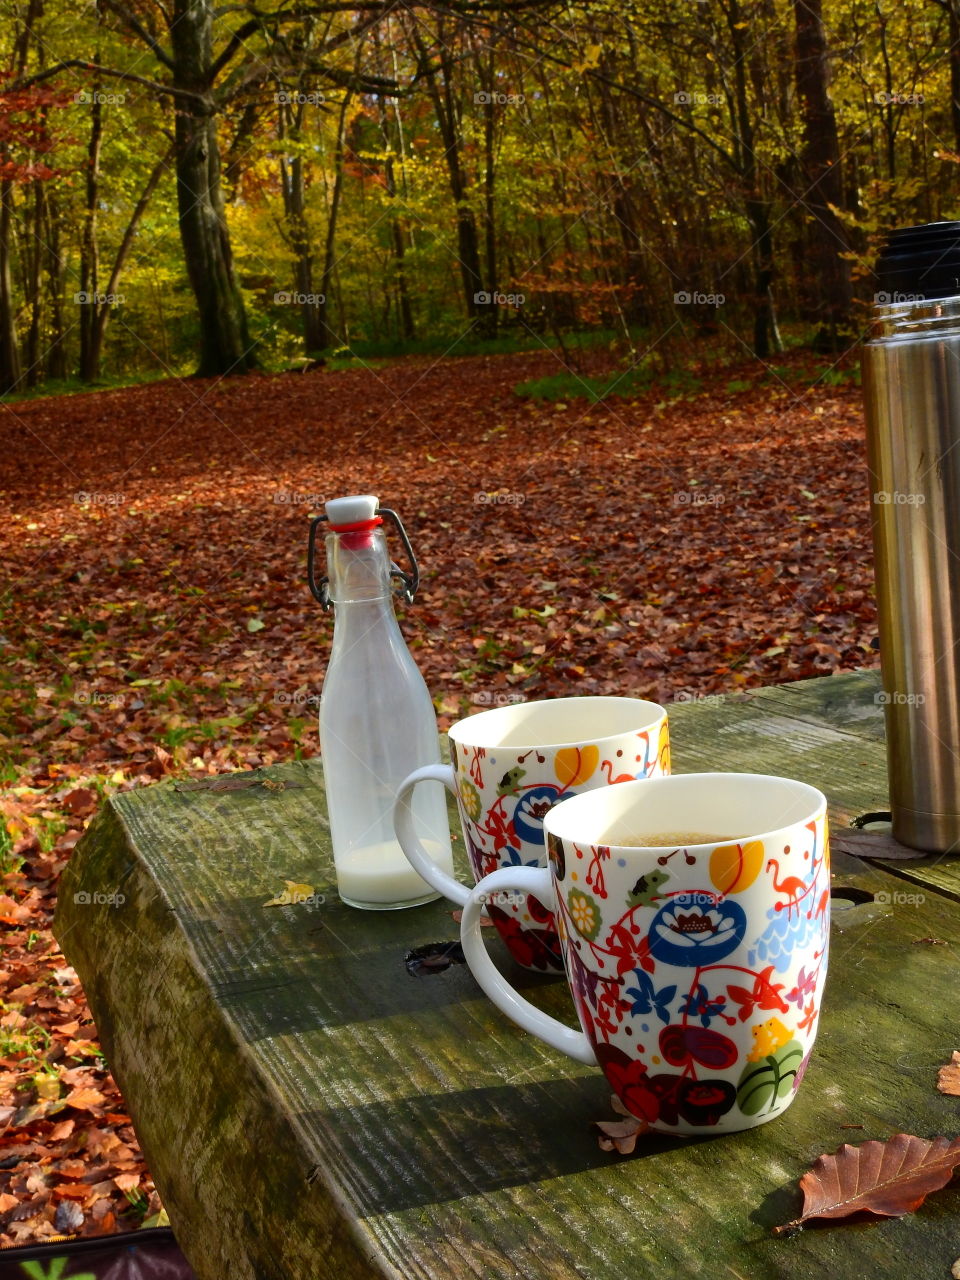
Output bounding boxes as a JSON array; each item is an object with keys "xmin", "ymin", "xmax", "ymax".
[
  {"xmin": 460, "ymin": 773, "xmax": 830, "ymax": 1133},
  {"xmin": 394, "ymin": 697, "xmax": 669, "ymax": 971}
]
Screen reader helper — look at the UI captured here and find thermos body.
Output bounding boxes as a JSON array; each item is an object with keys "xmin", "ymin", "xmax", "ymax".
[
  {"xmin": 863, "ymin": 221, "xmax": 960, "ymax": 853},
  {"xmin": 864, "ymin": 302, "xmax": 960, "ymax": 851}
]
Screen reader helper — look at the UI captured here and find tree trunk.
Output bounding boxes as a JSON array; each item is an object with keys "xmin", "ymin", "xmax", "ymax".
[
  {"xmin": 0, "ymin": 0, "xmax": 40, "ymax": 394},
  {"xmin": 411, "ymin": 21, "xmax": 485, "ymax": 326},
  {"xmin": 86, "ymin": 148, "xmax": 173, "ymax": 382},
  {"xmin": 951, "ymin": 2, "xmax": 960, "ymax": 152},
  {"xmin": 794, "ymin": 0, "xmax": 852, "ymax": 348},
  {"xmin": 0, "ymin": 182, "xmax": 21, "ymax": 394},
  {"xmin": 79, "ymin": 87, "xmax": 103, "ymax": 381},
  {"xmin": 316, "ymin": 91, "xmax": 352, "ymax": 350},
  {"xmin": 22, "ymin": 181, "xmax": 42, "ymax": 385},
  {"xmin": 481, "ymin": 52, "xmax": 498, "ymax": 335},
  {"xmin": 44, "ymin": 186, "xmax": 67, "ymax": 380},
  {"xmin": 726, "ymin": 0, "xmax": 776, "ymax": 358},
  {"xmin": 170, "ymin": 0, "xmax": 254, "ymax": 376}
]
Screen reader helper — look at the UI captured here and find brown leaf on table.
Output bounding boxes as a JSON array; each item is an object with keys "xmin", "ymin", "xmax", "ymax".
[
  {"xmin": 774, "ymin": 1134, "xmax": 960, "ymax": 1234},
  {"xmin": 450, "ymin": 909, "xmax": 495, "ymax": 927},
  {"xmin": 594, "ymin": 1093, "xmax": 651, "ymax": 1154},
  {"xmin": 937, "ymin": 1051, "xmax": 960, "ymax": 1096}
]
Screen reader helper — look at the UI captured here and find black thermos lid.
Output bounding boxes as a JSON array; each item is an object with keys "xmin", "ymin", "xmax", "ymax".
[{"xmin": 877, "ymin": 221, "xmax": 960, "ymax": 301}]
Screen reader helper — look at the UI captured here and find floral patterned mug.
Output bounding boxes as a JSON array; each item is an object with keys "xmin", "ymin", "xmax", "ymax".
[
  {"xmin": 394, "ymin": 696, "xmax": 669, "ymax": 972},
  {"xmin": 459, "ymin": 773, "xmax": 829, "ymax": 1134}
]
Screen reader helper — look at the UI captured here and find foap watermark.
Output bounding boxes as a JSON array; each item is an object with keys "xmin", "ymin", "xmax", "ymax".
[
  {"xmin": 74, "ymin": 891, "xmax": 125, "ymax": 907},
  {"xmin": 875, "ymin": 690, "xmax": 926, "ymax": 706},
  {"xmin": 474, "ymin": 490, "xmax": 526, "ymax": 506},
  {"xmin": 474, "ymin": 291, "xmax": 525, "ymax": 307},
  {"xmin": 74, "ymin": 290, "xmax": 124, "ymax": 306},
  {"xmin": 74, "ymin": 491, "xmax": 125, "ymax": 505},
  {"xmin": 277, "ymin": 888, "xmax": 327, "ymax": 906},
  {"xmin": 673, "ymin": 489, "xmax": 725, "ymax": 506},
  {"xmin": 474, "ymin": 91, "xmax": 525, "ymax": 106},
  {"xmin": 274, "ymin": 89, "xmax": 325, "ymax": 106},
  {"xmin": 873, "ymin": 491, "xmax": 925, "ymax": 506},
  {"xmin": 273, "ymin": 490, "xmax": 325, "ymax": 507},
  {"xmin": 474, "ymin": 889, "xmax": 529, "ymax": 908},
  {"xmin": 673, "ymin": 890, "xmax": 722, "ymax": 907},
  {"xmin": 875, "ymin": 91, "xmax": 924, "ymax": 106},
  {"xmin": 673, "ymin": 690, "xmax": 725, "ymax": 706},
  {"xmin": 470, "ymin": 690, "xmax": 525, "ymax": 707},
  {"xmin": 674, "ymin": 91, "xmax": 724, "ymax": 106},
  {"xmin": 274, "ymin": 291, "xmax": 325, "ymax": 306},
  {"xmin": 874, "ymin": 889, "xmax": 925, "ymax": 906},
  {"xmin": 273, "ymin": 689, "xmax": 320, "ymax": 708},
  {"xmin": 74, "ymin": 89, "xmax": 125, "ymax": 106},
  {"xmin": 874, "ymin": 291, "xmax": 926, "ymax": 305},
  {"xmin": 674, "ymin": 290, "xmax": 725, "ymax": 307},
  {"xmin": 74, "ymin": 690, "xmax": 126, "ymax": 707}
]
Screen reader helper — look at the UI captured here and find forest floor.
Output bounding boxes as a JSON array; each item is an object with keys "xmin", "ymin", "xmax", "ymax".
[{"xmin": 0, "ymin": 345, "xmax": 876, "ymax": 1245}]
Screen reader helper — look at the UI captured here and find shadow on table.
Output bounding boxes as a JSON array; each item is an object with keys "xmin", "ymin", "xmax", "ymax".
[
  {"xmin": 301, "ymin": 1075, "xmax": 696, "ymax": 1214},
  {"xmin": 202, "ymin": 912, "xmax": 566, "ymax": 1036}
]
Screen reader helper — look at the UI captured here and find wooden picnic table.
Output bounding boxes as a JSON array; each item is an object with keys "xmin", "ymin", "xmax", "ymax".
[{"xmin": 54, "ymin": 668, "xmax": 960, "ymax": 1280}]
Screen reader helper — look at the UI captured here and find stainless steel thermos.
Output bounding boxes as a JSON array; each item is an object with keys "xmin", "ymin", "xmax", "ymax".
[{"xmin": 863, "ymin": 221, "xmax": 960, "ymax": 853}]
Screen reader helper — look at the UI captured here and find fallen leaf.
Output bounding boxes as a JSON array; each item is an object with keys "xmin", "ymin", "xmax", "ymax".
[
  {"xmin": 113, "ymin": 1171, "xmax": 140, "ymax": 1192},
  {"xmin": 64, "ymin": 1086, "xmax": 106, "ymax": 1112},
  {"xmin": 262, "ymin": 881, "xmax": 315, "ymax": 907},
  {"xmin": 60, "ymin": 788, "xmax": 98, "ymax": 818},
  {"xmin": 594, "ymin": 1093, "xmax": 651, "ymax": 1154},
  {"xmin": 937, "ymin": 1050, "xmax": 960, "ymax": 1096},
  {"xmin": 774, "ymin": 1134, "xmax": 960, "ymax": 1234},
  {"xmin": 53, "ymin": 1198, "xmax": 84, "ymax": 1234},
  {"xmin": 450, "ymin": 909, "xmax": 494, "ymax": 927}
]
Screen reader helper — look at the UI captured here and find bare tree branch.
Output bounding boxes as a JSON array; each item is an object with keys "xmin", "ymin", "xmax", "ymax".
[
  {"xmin": 4, "ymin": 61, "xmax": 205, "ymax": 105},
  {"xmin": 99, "ymin": 0, "xmax": 176, "ymax": 73}
]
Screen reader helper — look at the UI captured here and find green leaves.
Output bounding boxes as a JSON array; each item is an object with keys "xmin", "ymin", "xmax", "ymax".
[{"xmin": 736, "ymin": 1040, "xmax": 805, "ymax": 1116}]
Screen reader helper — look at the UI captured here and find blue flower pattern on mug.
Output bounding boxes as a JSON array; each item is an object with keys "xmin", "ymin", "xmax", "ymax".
[
  {"xmin": 625, "ymin": 970, "xmax": 677, "ymax": 1025},
  {"xmin": 646, "ymin": 895, "xmax": 747, "ymax": 967},
  {"xmin": 509, "ymin": 783, "xmax": 563, "ymax": 847}
]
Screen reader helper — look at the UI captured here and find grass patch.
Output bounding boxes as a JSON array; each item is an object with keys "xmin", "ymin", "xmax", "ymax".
[
  {"xmin": 515, "ymin": 364, "xmax": 704, "ymax": 404},
  {"xmin": 324, "ymin": 325, "xmax": 641, "ymax": 367},
  {"xmin": 0, "ymin": 367, "xmax": 182, "ymax": 405}
]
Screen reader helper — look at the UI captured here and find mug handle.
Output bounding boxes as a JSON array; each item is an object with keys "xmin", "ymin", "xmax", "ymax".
[
  {"xmin": 460, "ymin": 867, "xmax": 598, "ymax": 1065},
  {"xmin": 393, "ymin": 764, "xmax": 469, "ymax": 906}
]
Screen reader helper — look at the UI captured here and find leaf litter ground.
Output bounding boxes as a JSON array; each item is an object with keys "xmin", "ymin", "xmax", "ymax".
[{"xmin": 0, "ymin": 348, "xmax": 877, "ymax": 1245}]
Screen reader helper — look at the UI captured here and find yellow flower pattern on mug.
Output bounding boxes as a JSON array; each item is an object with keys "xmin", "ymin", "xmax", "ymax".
[
  {"xmin": 567, "ymin": 888, "xmax": 601, "ymax": 941},
  {"xmin": 458, "ymin": 777, "xmax": 483, "ymax": 822}
]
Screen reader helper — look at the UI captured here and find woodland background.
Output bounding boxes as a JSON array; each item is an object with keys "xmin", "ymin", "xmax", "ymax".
[
  {"xmin": 0, "ymin": 0, "xmax": 955, "ymax": 389},
  {"xmin": 0, "ymin": 0, "xmax": 949, "ymax": 1252}
]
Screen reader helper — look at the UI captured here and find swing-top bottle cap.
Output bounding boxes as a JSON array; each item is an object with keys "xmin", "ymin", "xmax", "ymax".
[{"xmin": 325, "ymin": 494, "xmax": 379, "ymax": 527}]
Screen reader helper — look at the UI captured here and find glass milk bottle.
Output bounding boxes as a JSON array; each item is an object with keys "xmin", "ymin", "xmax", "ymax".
[{"xmin": 309, "ymin": 494, "xmax": 454, "ymax": 908}]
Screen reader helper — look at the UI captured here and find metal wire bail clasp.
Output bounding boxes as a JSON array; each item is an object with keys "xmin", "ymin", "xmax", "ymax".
[
  {"xmin": 380, "ymin": 507, "xmax": 420, "ymax": 604},
  {"xmin": 307, "ymin": 506, "xmax": 420, "ymax": 609}
]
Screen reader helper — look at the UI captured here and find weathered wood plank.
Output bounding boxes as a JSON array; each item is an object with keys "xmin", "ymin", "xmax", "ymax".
[{"xmin": 55, "ymin": 671, "xmax": 960, "ymax": 1280}]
